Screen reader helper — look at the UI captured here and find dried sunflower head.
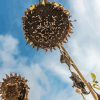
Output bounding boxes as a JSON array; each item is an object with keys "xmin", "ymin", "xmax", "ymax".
[
  {"xmin": 22, "ymin": 2, "xmax": 73, "ymax": 51},
  {"xmin": 0, "ymin": 73, "xmax": 29, "ymax": 100}
]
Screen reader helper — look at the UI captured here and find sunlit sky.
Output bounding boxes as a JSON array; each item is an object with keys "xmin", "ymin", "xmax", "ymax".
[{"xmin": 0, "ymin": 0, "xmax": 100, "ymax": 100}]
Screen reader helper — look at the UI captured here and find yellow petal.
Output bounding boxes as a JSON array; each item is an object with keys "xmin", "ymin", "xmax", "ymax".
[
  {"xmin": 54, "ymin": 2, "xmax": 59, "ymax": 7},
  {"xmin": 64, "ymin": 10, "xmax": 70, "ymax": 15},
  {"xmin": 25, "ymin": 11, "xmax": 28, "ymax": 15},
  {"xmin": 29, "ymin": 5, "xmax": 36, "ymax": 11},
  {"xmin": 41, "ymin": 0, "xmax": 45, "ymax": 5}
]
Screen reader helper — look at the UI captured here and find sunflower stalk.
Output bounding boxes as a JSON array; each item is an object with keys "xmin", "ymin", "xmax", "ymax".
[
  {"xmin": 81, "ymin": 93, "xmax": 86, "ymax": 100},
  {"xmin": 42, "ymin": 0, "xmax": 48, "ymax": 4},
  {"xmin": 60, "ymin": 45, "xmax": 98, "ymax": 100}
]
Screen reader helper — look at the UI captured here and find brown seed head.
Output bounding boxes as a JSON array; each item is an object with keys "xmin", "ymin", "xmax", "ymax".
[
  {"xmin": 0, "ymin": 73, "xmax": 29, "ymax": 100},
  {"xmin": 22, "ymin": 2, "xmax": 73, "ymax": 51}
]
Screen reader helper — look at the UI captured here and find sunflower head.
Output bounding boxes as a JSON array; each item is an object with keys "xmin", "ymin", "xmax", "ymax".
[
  {"xmin": 0, "ymin": 73, "xmax": 29, "ymax": 100},
  {"xmin": 22, "ymin": 2, "xmax": 73, "ymax": 51}
]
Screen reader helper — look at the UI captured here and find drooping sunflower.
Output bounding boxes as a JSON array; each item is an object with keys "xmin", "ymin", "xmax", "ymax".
[{"xmin": 22, "ymin": 1, "xmax": 73, "ymax": 51}]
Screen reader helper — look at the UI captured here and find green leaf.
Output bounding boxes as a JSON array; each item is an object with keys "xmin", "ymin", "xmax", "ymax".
[
  {"xmin": 91, "ymin": 73, "xmax": 96, "ymax": 82},
  {"xmin": 93, "ymin": 85, "xmax": 100, "ymax": 90}
]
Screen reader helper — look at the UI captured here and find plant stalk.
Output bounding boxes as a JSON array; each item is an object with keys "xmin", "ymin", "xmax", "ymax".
[
  {"xmin": 60, "ymin": 45, "xmax": 98, "ymax": 100},
  {"xmin": 45, "ymin": 0, "xmax": 48, "ymax": 2},
  {"xmin": 43, "ymin": 0, "xmax": 48, "ymax": 3},
  {"xmin": 81, "ymin": 93, "xmax": 86, "ymax": 100}
]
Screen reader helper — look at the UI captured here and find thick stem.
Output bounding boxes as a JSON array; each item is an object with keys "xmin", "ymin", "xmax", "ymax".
[
  {"xmin": 45, "ymin": 0, "xmax": 48, "ymax": 2},
  {"xmin": 43, "ymin": 0, "xmax": 48, "ymax": 3},
  {"xmin": 60, "ymin": 45, "xmax": 98, "ymax": 100}
]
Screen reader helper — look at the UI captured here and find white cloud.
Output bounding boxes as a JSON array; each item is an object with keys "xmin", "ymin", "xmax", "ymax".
[
  {"xmin": 0, "ymin": 34, "xmax": 72, "ymax": 100},
  {"xmin": 68, "ymin": 0, "xmax": 100, "ymax": 78},
  {"xmin": 65, "ymin": 0, "xmax": 100, "ymax": 99},
  {"xmin": 0, "ymin": 34, "xmax": 51, "ymax": 100},
  {"xmin": 0, "ymin": 35, "xmax": 19, "ymax": 67}
]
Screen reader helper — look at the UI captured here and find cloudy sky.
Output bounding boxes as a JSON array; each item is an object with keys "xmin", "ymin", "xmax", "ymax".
[{"xmin": 0, "ymin": 0, "xmax": 100, "ymax": 100}]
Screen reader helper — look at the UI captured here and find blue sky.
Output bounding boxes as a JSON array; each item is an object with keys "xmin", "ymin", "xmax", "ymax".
[{"xmin": 0, "ymin": 0, "xmax": 100, "ymax": 100}]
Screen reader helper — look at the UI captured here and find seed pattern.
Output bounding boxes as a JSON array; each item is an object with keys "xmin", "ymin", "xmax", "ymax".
[
  {"xmin": 0, "ymin": 73, "xmax": 29, "ymax": 100},
  {"xmin": 22, "ymin": 2, "xmax": 73, "ymax": 51}
]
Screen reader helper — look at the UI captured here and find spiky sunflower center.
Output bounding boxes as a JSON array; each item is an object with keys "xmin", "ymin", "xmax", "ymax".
[
  {"xmin": 6, "ymin": 84, "xmax": 17, "ymax": 97},
  {"xmin": 0, "ymin": 73, "xmax": 29, "ymax": 100},
  {"xmin": 22, "ymin": 2, "xmax": 72, "ymax": 51}
]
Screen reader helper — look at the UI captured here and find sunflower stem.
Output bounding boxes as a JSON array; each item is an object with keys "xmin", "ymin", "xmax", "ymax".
[
  {"xmin": 44, "ymin": 0, "xmax": 48, "ymax": 3},
  {"xmin": 60, "ymin": 45, "xmax": 98, "ymax": 100},
  {"xmin": 42, "ymin": 0, "xmax": 48, "ymax": 3},
  {"xmin": 81, "ymin": 93, "xmax": 86, "ymax": 100}
]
